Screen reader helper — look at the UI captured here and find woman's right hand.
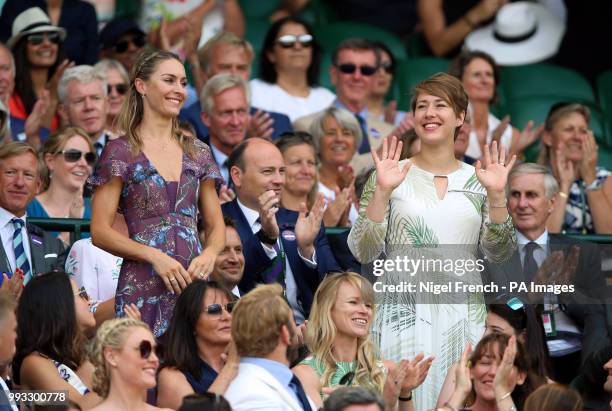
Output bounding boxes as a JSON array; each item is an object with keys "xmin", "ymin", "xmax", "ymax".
[
  {"xmin": 454, "ymin": 343, "xmax": 473, "ymax": 397},
  {"xmin": 555, "ymin": 146, "xmax": 575, "ymax": 193},
  {"xmin": 372, "ymin": 136, "xmax": 411, "ymax": 193},
  {"xmin": 150, "ymin": 250, "xmax": 191, "ymax": 294}
]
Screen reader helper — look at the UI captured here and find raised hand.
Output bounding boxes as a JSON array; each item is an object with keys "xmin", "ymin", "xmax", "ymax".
[
  {"xmin": 454, "ymin": 343, "xmax": 473, "ymax": 397},
  {"xmin": 579, "ymin": 130, "xmax": 598, "ymax": 185},
  {"xmin": 257, "ymin": 190, "xmax": 280, "ymax": 239},
  {"xmin": 337, "ymin": 165, "xmax": 355, "ymax": 190},
  {"xmin": 218, "ymin": 184, "xmax": 236, "ymax": 205},
  {"xmin": 491, "ymin": 115, "xmax": 511, "ymax": 146},
  {"xmin": 475, "ymin": 141, "xmax": 516, "ymax": 193},
  {"xmin": 1, "ymin": 270, "xmax": 23, "ymax": 301},
  {"xmin": 493, "ymin": 335, "xmax": 519, "ymax": 398},
  {"xmin": 323, "ymin": 187, "xmax": 352, "ymax": 227},
  {"xmin": 511, "ymin": 120, "xmax": 545, "ymax": 157},
  {"xmin": 382, "ymin": 361, "xmax": 407, "ymax": 409},
  {"xmin": 247, "ymin": 110, "xmax": 274, "ymax": 140},
  {"xmin": 399, "ymin": 352, "xmax": 434, "ymax": 391},
  {"xmin": 372, "ymin": 136, "xmax": 411, "ymax": 193},
  {"xmin": 295, "ymin": 194, "xmax": 326, "ymax": 258},
  {"xmin": 24, "ymin": 89, "xmax": 51, "ymax": 148},
  {"xmin": 47, "ymin": 59, "xmax": 74, "ymax": 99},
  {"xmin": 555, "ymin": 146, "xmax": 575, "ymax": 193}
]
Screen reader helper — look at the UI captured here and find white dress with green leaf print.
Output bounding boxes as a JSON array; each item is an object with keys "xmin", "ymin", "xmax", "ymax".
[{"xmin": 347, "ymin": 161, "xmax": 516, "ymax": 411}]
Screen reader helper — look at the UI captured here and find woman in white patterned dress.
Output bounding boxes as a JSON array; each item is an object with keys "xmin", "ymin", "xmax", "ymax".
[{"xmin": 347, "ymin": 73, "xmax": 517, "ymax": 410}]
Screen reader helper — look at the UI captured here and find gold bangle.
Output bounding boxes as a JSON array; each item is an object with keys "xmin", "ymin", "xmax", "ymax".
[
  {"xmin": 489, "ymin": 202, "xmax": 507, "ymax": 208},
  {"xmin": 558, "ymin": 191, "xmax": 568, "ymax": 199}
]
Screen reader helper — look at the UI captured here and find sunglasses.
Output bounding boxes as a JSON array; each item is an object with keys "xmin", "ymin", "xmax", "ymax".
[
  {"xmin": 138, "ymin": 340, "xmax": 153, "ymax": 359},
  {"xmin": 107, "ymin": 83, "xmax": 128, "ymax": 95},
  {"xmin": 276, "ymin": 34, "xmax": 313, "ymax": 49},
  {"xmin": 59, "ymin": 149, "xmax": 96, "ymax": 166},
  {"xmin": 114, "ymin": 35, "xmax": 146, "ymax": 53},
  {"xmin": 27, "ymin": 32, "xmax": 61, "ymax": 45},
  {"xmin": 336, "ymin": 63, "xmax": 377, "ymax": 76},
  {"xmin": 74, "ymin": 287, "xmax": 89, "ymax": 302},
  {"xmin": 204, "ymin": 301, "xmax": 236, "ymax": 315},
  {"xmin": 339, "ymin": 371, "xmax": 355, "ymax": 385},
  {"xmin": 380, "ymin": 61, "xmax": 394, "ymax": 75}
]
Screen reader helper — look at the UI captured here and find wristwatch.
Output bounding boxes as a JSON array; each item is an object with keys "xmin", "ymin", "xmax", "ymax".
[{"xmin": 257, "ymin": 229, "xmax": 278, "ymax": 245}]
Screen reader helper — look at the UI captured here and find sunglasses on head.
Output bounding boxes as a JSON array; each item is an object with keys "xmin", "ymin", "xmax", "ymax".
[
  {"xmin": 336, "ymin": 63, "xmax": 377, "ymax": 76},
  {"xmin": 59, "ymin": 149, "xmax": 97, "ymax": 166},
  {"xmin": 138, "ymin": 340, "xmax": 153, "ymax": 359},
  {"xmin": 276, "ymin": 34, "xmax": 313, "ymax": 49},
  {"xmin": 114, "ymin": 35, "xmax": 146, "ymax": 53},
  {"xmin": 74, "ymin": 287, "xmax": 89, "ymax": 301},
  {"xmin": 27, "ymin": 32, "xmax": 61, "ymax": 46},
  {"xmin": 107, "ymin": 83, "xmax": 128, "ymax": 95},
  {"xmin": 204, "ymin": 301, "xmax": 236, "ymax": 315}
]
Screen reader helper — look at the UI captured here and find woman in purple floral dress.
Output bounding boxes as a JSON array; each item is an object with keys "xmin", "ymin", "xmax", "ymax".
[{"xmin": 89, "ymin": 49, "xmax": 225, "ymax": 336}]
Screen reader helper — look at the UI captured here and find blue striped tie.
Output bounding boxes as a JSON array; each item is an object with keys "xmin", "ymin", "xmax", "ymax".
[{"xmin": 11, "ymin": 218, "xmax": 32, "ymax": 284}]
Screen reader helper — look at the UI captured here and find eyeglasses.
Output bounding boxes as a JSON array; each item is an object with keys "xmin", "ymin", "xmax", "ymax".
[
  {"xmin": 107, "ymin": 83, "xmax": 128, "ymax": 95},
  {"xmin": 58, "ymin": 149, "xmax": 96, "ymax": 166},
  {"xmin": 27, "ymin": 32, "xmax": 61, "ymax": 45},
  {"xmin": 336, "ymin": 63, "xmax": 377, "ymax": 76},
  {"xmin": 138, "ymin": 340, "xmax": 153, "ymax": 359},
  {"xmin": 74, "ymin": 287, "xmax": 89, "ymax": 302},
  {"xmin": 113, "ymin": 35, "xmax": 146, "ymax": 53},
  {"xmin": 204, "ymin": 301, "xmax": 236, "ymax": 315},
  {"xmin": 276, "ymin": 34, "xmax": 313, "ymax": 49},
  {"xmin": 380, "ymin": 61, "xmax": 394, "ymax": 75}
]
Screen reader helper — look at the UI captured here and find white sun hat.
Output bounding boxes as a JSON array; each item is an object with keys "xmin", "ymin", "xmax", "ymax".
[
  {"xmin": 7, "ymin": 7, "xmax": 67, "ymax": 49},
  {"xmin": 464, "ymin": 1, "xmax": 565, "ymax": 66}
]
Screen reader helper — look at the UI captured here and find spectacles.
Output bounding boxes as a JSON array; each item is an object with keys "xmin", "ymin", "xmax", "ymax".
[
  {"xmin": 276, "ymin": 34, "xmax": 313, "ymax": 49},
  {"xmin": 336, "ymin": 63, "xmax": 377, "ymax": 76},
  {"xmin": 58, "ymin": 149, "xmax": 96, "ymax": 166},
  {"xmin": 138, "ymin": 340, "xmax": 153, "ymax": 359},
  {"xmin": 74, "ymin": 287, "xmax": 89, "ymax": 301},
  {"xmin": 113, "ymin": 35, "xmax": 146, "ymax": 53},
  {"xmin": 107, "ymin": 83, "xmax": 128, "ymax": 95},
  {"xmin": 380, "ymin": 61, "xmax": 394, "ymax": 75},
  {"xmin": 204, "ymin": 301, "xmax": 236, "ymax": 315},
  {"xmin": 27, "ymin": 32, "xmax": 61, "ymax": 45}
]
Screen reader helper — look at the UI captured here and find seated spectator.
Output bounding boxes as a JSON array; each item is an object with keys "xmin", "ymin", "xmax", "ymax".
[
  {"xmin": 13, "ymin": 271, "xmax": 100, "ymax": 409},
  {"xmin": 449, "ymin": 50, "xmax": 543, "ymax": 160},
  {"xmin": 573, "ymin": 344, "xmax": 612, "ymax": 410},
  {"xmin": 0, "ymin": 0, "xmax": 98, "ymax": 65},
  {"xmin": 311, "ymin": 108, "xmax": 360, "ymax": 226},
  {"xmin": 89, "ymin": 317, "xmax": 164, "ymax": 411},
  {"xmin": 93, "ymin": 60, "xmax": 129, "ymax": 139},
  {"xmin": 8, "ymin": 7, "xmax": 71, "ymax": 139},
  {"xmin": 322, "ymin": 386, "xmax": 383, "ymax": 411},
  {"xmin": 444, "ymin": 333, "xmax": 545, "ymax": 411},
  {"xmin": 157, "ymin": 280, "xmax": 238, "ymax": 409},
  {"xmin": 418, "ymin": 0, "xmax": 507, "ymax": 57},
  {"xmin": 398, "ymin": 128, "xmax": 420, "ymax": 160},
  {"xmin": 367, "ymin": 41, "xmax": 407, "ymax": 127},
  {"xmin": 98, "ymin": 18, "xmax": 146, "ymax": 72},
  {"xmin": 453, "ymin": 105, "xmax": 475, "ymax": 165},
  {"xmin": 524, "ymin": 383, "xmax": 583, "ymax": 411},
  {"xmin": 539, "ymin": 102, "xmax": 612, "ymax": 234},
  {"xmin": 251, "ymin": 17, "xmax": 335, "ymax": 123},
  {"xmin": 178, "ymin": 393, "xmax": 232, "ymax": 411},
  {"xmin": 0, "ymin": 291, "xmax": 17, "ymax": 409},
  {"xmin": 210, "ymin": 217, "xmax": 245, "ymax": 297},
  {"xmin": 225, "ymin": 283, "xmax": 317, "ymax": 410},
  {"xmin": 57, "ymin": 66, "xmax": 109, "ymax": 156},
  {"xmin": 294, "ymin": 272, "xmax": 432, "ymax": 410},
  {"xmin": 27, "ymin": 127, "xmax": 95, "ymax": 243}
]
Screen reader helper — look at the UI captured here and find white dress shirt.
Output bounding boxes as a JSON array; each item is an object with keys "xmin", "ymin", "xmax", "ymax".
[
  {"xmin": 0, "ymin": 207, "xmax": 32, "ymax": 275},
  {"xmin": 236, "ymin": 198, "xmax": 316, "ymax": 324},
  {"xmin": 210, "ymin": 143, "xmax": 230, "ymax": 185}
]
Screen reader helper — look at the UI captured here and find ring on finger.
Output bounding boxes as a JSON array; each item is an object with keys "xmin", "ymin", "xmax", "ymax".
[
  {"xmin": 198, "ymin": 272, "xmax": 205, "ymax": 279},
  {"xmin": 170, "ymin": 278, "xmax": 177, "ymax": 283}
]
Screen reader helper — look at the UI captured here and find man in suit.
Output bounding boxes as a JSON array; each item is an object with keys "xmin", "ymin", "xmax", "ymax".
[
  {"xmin": 179, "ymin": 32, "xmax": 292, "ymax": 143},
  {"xmin": 225, "ymin": 283, "xmax": 316, "ymax": 411},
  {"xmin": 223, "ymin": 138, "xmax": 340, "ymax": 322},
  {"xmin": 57, "ymin": 65, "xmax": 110, "ymax": 156},
  {"xmin": 484, "ymin": 162, "xmax": 607, "ymax": 383},
  {"xmin": 293, "ymin": 38, "xmax": 394, "ymax": 173},
  {"xmin": 0, "ymin": 142, "xmax": 66, "ymax": 286},
  {"xmin": 0, "ymin": 291, "xmax": 17, "ymax": 411},
  {"xmin": 210, "ymin": 216, "xmax": 245, "ymax": 297}
]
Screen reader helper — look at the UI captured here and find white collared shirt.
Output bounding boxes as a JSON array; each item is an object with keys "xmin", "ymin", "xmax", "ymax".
[
  {"xmin": 517, "ymin": 230, "xmax": 548, "ymax": 267},
  {"xmin": 236, "ymin": 198, "xmax": 316, "ymax": 324},
  {"xmin": 0, "ymin": 207, "xmax": 32, "ymax": 275},
  {"xmin": 210, "ymin": 143, "xmax": 229, "ymax": 185}
]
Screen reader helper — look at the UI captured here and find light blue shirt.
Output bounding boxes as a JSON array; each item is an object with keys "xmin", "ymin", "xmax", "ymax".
[{"xmin": 210, "ymin": 143, "xmax": 229, "ymax": 185}]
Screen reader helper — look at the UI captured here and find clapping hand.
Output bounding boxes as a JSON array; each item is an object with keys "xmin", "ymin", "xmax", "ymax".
[
  {"xmin": 372, "ymin": 136, "xmax": 411, "ymax": 193},
  {"xmin": 218, "ymin": 184, "xmax": 236, "ymax": 205},
  {"xmin": 399, "ymin": 353, "xmax": 434, "ymax": 391},
  {"xmin": 123, "ymin": 303, "xmax": 141, "ymax": 320},
  {"xmin": 475, "ymin": 141, "xmax": 516, "ymax": 193},
  {"xmin": 511, "ymin": 120, "xmax": 545, "ymax": 157},
  {"xmin": 247, "ymin": 110, "xmax": 274, "ymax": 140},
  {"xmin": 493, "ymin": 335, "xmax": 520, "ymax": 398},
  {"xmin": 257, "ymin": 190, "xmax": 281, "ymax": 238},
  {"xmin": 295, "ymin": 194, "xmax": 326, "ymax": 258},
  {"xmin": 1, "ymin": 269, "xmax": 24, "ymax": 300},
  {"xmin": 555, "ymin": 146, "xmax": 576, "ymax": 193},
  {"xmin": 579, "ymin": 130, "xmax": 598, "ymax": 185}
]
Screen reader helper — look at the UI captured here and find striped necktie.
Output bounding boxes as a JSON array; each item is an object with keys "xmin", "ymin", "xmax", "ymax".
[
  {"xmin": 354, "ymin": 113, "xmax": 371, "ymax": 154},
  {"xmin": 11, "ymin": 218, "xmax": 32, "ymax": 284}
]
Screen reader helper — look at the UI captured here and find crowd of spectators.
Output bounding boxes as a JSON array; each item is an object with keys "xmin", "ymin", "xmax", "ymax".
[{"xmin": 0, "ymin": 1, "xmax": 610, "ymax": 411}]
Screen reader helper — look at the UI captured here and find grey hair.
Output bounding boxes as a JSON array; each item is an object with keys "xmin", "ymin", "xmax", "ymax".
[
  {"xmin": 94, "ymin": 58, "xmax": 129, "ymax": 83},
  {"xmin": 0, "ymin": 42, "xmax": 15, "ymax": 77},
  {"xmin": 198, "ymin": 32, "xmax": 254, "ymax": 74},
  {"xmin": 309, "ymin": 107, "xmax": 363, "ymax": 155},
  {"xmin": 58, "ymin": 65, "xmax": 108, "ymax": 104},
  {"xmin": 323, "ymin": 387, "xmax": 384, "ymax": 411},
  {"xmin": 200, "ymin": 73, "xmax": 251, "ymax": 114},
  {"xmin": 507, "ymin": 162, "xmax": 559, "ymax": 199}
]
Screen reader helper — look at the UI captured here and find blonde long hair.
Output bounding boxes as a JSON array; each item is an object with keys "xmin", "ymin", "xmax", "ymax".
[
  {"xmin": 116, "ymin": 48, "xmax": 195, "ymax": 158},
  {"xmin": 305, "ymin": 272, "xmax": 385, "ymax": 392}
]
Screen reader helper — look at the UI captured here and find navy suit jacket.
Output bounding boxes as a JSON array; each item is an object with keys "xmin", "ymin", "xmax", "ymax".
[
  {"xmin": 179, "ymin": 102, "xmax": 293, "ymax": 144},
  {"xmin": 222, "ymin": 199, "xmax": 341, "ymax": 316}
]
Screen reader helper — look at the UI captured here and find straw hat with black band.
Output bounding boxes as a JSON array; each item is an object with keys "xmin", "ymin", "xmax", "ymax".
[{"xmin": 7, "ymin": 7, "xmax": 66, "ymax": 49}]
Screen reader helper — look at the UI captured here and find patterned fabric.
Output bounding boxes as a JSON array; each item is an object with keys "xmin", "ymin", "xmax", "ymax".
[
  {"xmin": 300, "ymin": 356, "xmax": 356, "ymax": 390},
  {"xmin": 11, "ymin": 219, "xmax": 31, "ymax": 284},
  {"xmin": 53, "ymin": 361, "xmax": 89, "ymax": 395},
  {"xmin": 563, "ymin": 167, "xmax": 610, "ymax": 234},
  {"xmin": 88, "ymin": 137, "xmax": 222, "ymax": 336},
  {"xmin": 347, "ymin": 161, "xmax": 516, "ymax": 410}
]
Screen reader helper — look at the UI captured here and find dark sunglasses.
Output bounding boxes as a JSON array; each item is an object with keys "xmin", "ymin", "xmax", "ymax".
[
  {"xmin": 339, "ymin": 371, "xmax": 355, "ymax": 385},
  {"xmin": 27, "ymin": 32, "xmax": 61, "ymax": 45},
  {"xmin": 204, "ymin": 301, "xmax": 236, "ymax": 315},
  {"xmin": 74, "ymin": 287, "xmax": 89, "ymax": 301},
  {"xmin": 59, "ymin": 149, "xmax": 96, "ymax": 166},
  {"xmin": 380, "ymin": 61, "xmax": 394, "ymax": 75},
  {"xmin": 138, "ymin": 340, "xmax": 153, "ymax": 359},
  {"xmin": 276, "ymin": 34, "xmax": 313, "ymax": 49},
  {"xmin": 336, "ymin": 63, "xmax": 377, "ymax": 76},
  {"xmin": 107, "ymin": 83, "xmax": 128, "ymax": 95},
  {"xmin": 114, "ymin": 35, "xmax": 146, "ymax": 53}
]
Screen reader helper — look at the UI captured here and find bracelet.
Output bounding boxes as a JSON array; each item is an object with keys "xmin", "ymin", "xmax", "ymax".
[
  {"xmin": 443, "ymin": 402, "xmax": 457, "ymax": 411},
  {"xmin": 498, "ymin": 391, "xmax": 512, "ymax": 401},
  {"xmin": 558, "ymin": 191, "xmax": 568, "ymax": 199},
  {"xmin": 398, "ymin": 391, "xmax": 412, "ymax": 402},
  {"xmin": 256, "ymin": 229, "xmax": 278, "ymax": 246},
  {"xmin": 489, "ymin": 202, "xmax": 508, "ymax": 208}
]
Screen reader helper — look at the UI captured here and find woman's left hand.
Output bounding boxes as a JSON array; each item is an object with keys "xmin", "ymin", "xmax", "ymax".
[
  {"xmin": 399, "ymin": 353, "xmax": 434, "ymax": 392},
  {"xmin": 187, "ymin": 248, "xmax": 217, "ymax": 280},
  {"xmin": 579, "ymin": 130, "xmax": 598, "ymax": 185},
  {"xmin": 493, "ymin": 335, "xmax": 519, "ymax": 397},
  {"xmin": 475, "ymin": 141, "xmax": 516, "ymax": 193},
  {"xmin": 382, "ymin": 361, "xmax": 407, "ymax": 409}
]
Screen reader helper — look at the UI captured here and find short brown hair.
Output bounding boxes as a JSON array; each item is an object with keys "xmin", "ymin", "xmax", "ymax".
[
  {"xmin": 448, "ymin": 50, "xmax": 500, "ymax": 104},
  {"xmin": 410, "ymin": 73, "xmax": 468, "ymax": 138},
  {"xmin": 0, "ymin": 141, "xmax": 39, "ymax": 176},
  {"xmin": 231, "ymin": 283, "xmax": 293, "ymax": 357}
]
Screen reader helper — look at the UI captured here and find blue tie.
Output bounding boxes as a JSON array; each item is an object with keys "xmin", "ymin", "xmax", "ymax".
[
  {"xmin": 11, "ymin": 218, "xmax": 32, "ymax": 284},
  {"xmin": 289, "ymin": 375, "xmax": 313, "ymax": 411},
  {"xmin": 354, "ymin": 113, "xmax": 371, "ymax": 154}
]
